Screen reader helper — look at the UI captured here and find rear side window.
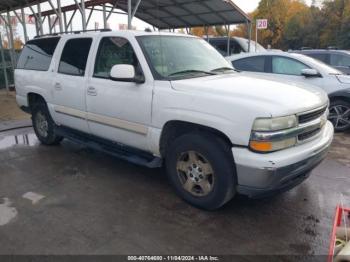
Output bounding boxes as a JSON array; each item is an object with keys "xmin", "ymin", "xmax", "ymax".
[
  {"xmin": 16, "ymin": 37, "xmax": 60, "ymax": 71},
  {"xmin": 330, "ymin": 54, "xmax": 350, "ymax": 67},
  {"xmin": 307, "ymin": 53, "xmax": 328, "ymax": 63},
  {"xmin": 232, "ymin": 56, "xmax": 266, "ymax": 72},
  {"xmin": 58, "ymin": 38, "xmax": 92, "ymax": 76}
]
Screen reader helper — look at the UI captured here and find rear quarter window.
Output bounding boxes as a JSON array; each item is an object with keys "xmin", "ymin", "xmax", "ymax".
[{"xmin": 16, "ymin": 37, "xmax": 60, "ymax": 71}]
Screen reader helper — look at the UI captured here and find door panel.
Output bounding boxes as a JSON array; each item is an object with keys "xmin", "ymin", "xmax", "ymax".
[
  {"xmin": 86, "ymin": 36, "xmax": 152, "ymax": 151},
  {"xmin": 52, "ymin": 38, "xmax": 92, "ymax": 132}
]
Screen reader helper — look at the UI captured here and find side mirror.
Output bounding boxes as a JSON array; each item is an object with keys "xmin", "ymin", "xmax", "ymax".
[
  {"xmin": 110, "ymin": 64, "xmax": 145, "ymax": 83},
  {"xmin": 301, "ymin": 68, "xmax": 321, "ymax": 78}
]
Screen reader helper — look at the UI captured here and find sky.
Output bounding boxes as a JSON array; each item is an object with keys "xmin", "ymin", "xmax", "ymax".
[{"xmin": 3, "ymin": 0, "xmax": 317, "ymax": 42}]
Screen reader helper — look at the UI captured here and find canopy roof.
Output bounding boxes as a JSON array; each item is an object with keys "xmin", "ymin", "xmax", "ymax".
[
  {"xmin": 118, "ymin": 0, "xmax": 251, "ymax": 29},
  {"xmin": 0, "ymin": 0, "xmax": 251, "ymax": 29}
]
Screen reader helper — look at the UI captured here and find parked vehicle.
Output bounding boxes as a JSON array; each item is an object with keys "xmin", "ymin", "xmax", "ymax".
[
  {"xmin": 207, "ymin": 37, "xmax": 265, "ymax": 56},
  {"xmin": 15, "ymin": 30, "xmax": 333, "ymax": 210},
  {"xmin": 293, "ymin": 49, "xmax": 350, "ymax": 75},
  {"xmin": 227, "ymin": 52, "xmax": 350, "ymax": 132}
]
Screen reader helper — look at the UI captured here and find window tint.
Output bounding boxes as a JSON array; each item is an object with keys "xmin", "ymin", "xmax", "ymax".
[
  {"xmin": 94, "ymin": 37, "xmax": 141, "ymax": 78},
  {"xmin": 232, "ymin": 56, "xmax": 266, "ymax": 72},
  {"xmin": 58, "ymin": 38, "xmax": 92, "ymax": 76},
  {"xmin": 272, "ymin": 56, "xmax": 309, "ymax": 75},
  {"xmin": 308, "ymin": 53, "xmax": 328, "ymax": 63},
  {"xmin": 209, "ymin": 40, "xmax": 244, "ymax": 56},
  {"xmin": 16, "ymin": 37, "xmax": 60, "ymax": 71},
  {"xmin": 330, "ymin": 54, "xmax": 350, "ymax": 67}
]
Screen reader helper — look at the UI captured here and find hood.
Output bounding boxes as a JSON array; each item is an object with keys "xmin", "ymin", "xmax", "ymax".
[{"xmin": 170, "ymin": 73, "xmax": 328, "ymax": 117}]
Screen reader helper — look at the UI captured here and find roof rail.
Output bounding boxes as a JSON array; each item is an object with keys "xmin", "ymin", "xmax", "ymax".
[{"xmin": 34, "ymin": 29, "xmax": 112, "ymax": 39}]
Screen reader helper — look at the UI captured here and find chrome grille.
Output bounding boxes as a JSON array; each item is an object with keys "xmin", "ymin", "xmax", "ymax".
[
  {"xmin": 298, "ymin": 106, "xmax": 327, "ymax": 124},
  {"xmin": 298, "ymin": 128, "xmax": 321, "ymax": 141},
  {"xmin": 296, "ymin": 105, "xmax": 328, "ymax": 143}
]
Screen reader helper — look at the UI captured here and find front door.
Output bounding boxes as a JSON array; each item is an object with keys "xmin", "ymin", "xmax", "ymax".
[{"xmin": 86, "ymin": 36, "xmax": 152, "ymax": 151}]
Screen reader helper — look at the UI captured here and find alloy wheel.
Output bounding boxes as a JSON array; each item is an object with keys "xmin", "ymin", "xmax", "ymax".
[
  {"xmin": 329, "ymin": 105, "xmax": 350, "ymax": 130},
  {"xmin": 176, "ymin": 151, "xmax": 215, "ymax": 197},
  {"xmin": 35, "ymin": 111, "xmax": 49, "ymax": 138}
]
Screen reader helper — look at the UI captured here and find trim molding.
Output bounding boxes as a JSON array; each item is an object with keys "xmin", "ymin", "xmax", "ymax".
[{"xmin": 54, "ymin": 106, "xmax": 148, "ymax": 135}]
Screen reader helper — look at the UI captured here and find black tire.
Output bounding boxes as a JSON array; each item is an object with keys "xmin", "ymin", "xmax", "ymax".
[
  {"xmin": 329, "ymin": 99, "xmax": 350, "ymax": 132},
  {"xmin": 32, "ymin": 101, "xmax": 63, "ymax": 145},
  {"xmin": 165, "ymin": 132, "xmax": 236, "ymax": 210}
]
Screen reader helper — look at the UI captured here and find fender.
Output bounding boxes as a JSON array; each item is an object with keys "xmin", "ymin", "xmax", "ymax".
[{"xmin": 329, "ymin": 88, "xmax": 350, "ymax": 100}]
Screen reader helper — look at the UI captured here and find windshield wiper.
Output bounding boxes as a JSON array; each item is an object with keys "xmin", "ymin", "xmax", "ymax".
[
  {"xmin": 168, "ymin": 70, "xmax": 217, "ymax": 77},
  {"xmin": 211, "ymin": 67, "xmax": 237, "ymax": 73}
]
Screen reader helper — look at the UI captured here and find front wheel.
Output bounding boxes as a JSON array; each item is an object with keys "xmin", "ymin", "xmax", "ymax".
[
  {"xmin": 165, "ymin": 132, "xmax": 236, "ymax": 210},
  {"xmin": 329, "ymin": 100, "xmax": 350, "ymax": 132},
  {"xmin": 32, "ymin": 103, "xmax": 63, "ymax": 145}
]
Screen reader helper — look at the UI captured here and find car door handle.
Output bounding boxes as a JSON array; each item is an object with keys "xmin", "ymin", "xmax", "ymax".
[
  {"xmin": 54, "ymin": 82, "xmax": 62, "ymax": 91},
  {"xmin": 87, "ymin": 86, "xmax": 97, "ymax": 96}
]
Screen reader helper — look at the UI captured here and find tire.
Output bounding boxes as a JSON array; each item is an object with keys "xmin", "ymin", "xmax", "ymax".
[
  {"xmin": 32, "ymin": 101, "xmax": 63, "ymax": 145},
  {"xmin": 329, "ymin": 100, "xmax": 350, "ymax": 132},
  {"xmin": 165, "ymin": 132, "xmax": 236, "ymax": 210}
]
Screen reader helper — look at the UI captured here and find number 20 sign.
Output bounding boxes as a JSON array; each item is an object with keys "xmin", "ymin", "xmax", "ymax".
[{"xmin": 256, "ymin": 19, "xmax": 268, "ymax": 30}]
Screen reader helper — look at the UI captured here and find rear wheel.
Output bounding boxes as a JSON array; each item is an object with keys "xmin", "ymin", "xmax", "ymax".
[
  {"xmin": 165, "ymin": 132, "xmax": 236, "ymax": 210},
  {"xmin": 329, "ymin": 100, "xmax": 350, "ymax": 132},
  {"xmin": 32, "ymin": 102, "xmax": 63, "ymax": 145}
]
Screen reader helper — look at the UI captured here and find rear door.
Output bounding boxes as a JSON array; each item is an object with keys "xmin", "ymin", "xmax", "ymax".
[
  {"xmin": 52, "ymin": 37, "xmax": 93, "ymax": 132},
  {"xmin": 330, "ymin": 53, "xmax": 350, "ymax": 74},
  {"xmin": 231, "ymin": 56, "xmax": 268, "ymax": 75}
]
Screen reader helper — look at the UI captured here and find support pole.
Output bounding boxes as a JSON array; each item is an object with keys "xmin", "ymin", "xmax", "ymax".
[
  {"xmin": 37, "ymin": 3, "xmax": 43, "ymax": 35},
  {"xmin": 255, "ymin": 20, "xmax": 257, "ymax": 52},
  {"xmin": 63, "ymin": 11, "xmax": 67, "ymax": 32},
  {"xmin": 81, "ymin": 0, "xmax": 86, "ymax": 30},
  {"xmin": 226, "ymin": 24, "xmax": 230, "ymax": 56},
  {"xmin": 132, "ymin": 0, "xmax": 142, "ymax": 19},
  {"xmin": 86, "ymin": 7, "xmax": 94, "ymax": 27},
  {"xmin": 247, "ymin": 20, "xmax": 251, "ymax": 53},
  {"xmin": 48, "ymin": 14, "xmax": 52, "ymax": 34},
  {"xmin": 128, "ymin": 0, "xmax": 132, "ymax": 29},
  {"xmin": 0, "ymin": 34, "xmax": 9, "ymax": 94},
  {"xmin": 21, "ymin": 7, "xmax": 28, "ymax": 42},
  {"xmin": 102, "ymin": 4, "xmax": 107, "ymax": 29},
  {"xmin": 57, "ymin": 0, "xmax": 64, "ymax": 33},
  {"xmin": 6, "ymin": 11, "xmax": 16, "ymax": 70}
]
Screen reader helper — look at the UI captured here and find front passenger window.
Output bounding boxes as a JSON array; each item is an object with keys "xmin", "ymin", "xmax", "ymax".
[
  {"xmin": 272, "ymin": 57, "xmax": 309, "ymax": 76},
  {"xmin": 94, "ymin": 37, "xmax": 142, "ymax": 78}
]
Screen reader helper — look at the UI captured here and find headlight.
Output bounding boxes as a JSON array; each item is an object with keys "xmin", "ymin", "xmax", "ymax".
[
  {"xmin": 252, "ymin": 115, "xmax": 297, "ymax": 131},
  {"xmin": 250, "ymin": 115, "xmax": 298, "ymax": 152}
]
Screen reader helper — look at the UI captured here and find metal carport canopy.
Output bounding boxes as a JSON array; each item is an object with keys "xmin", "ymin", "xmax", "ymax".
[
  {"xmin": 0, "ymin": 0, "xmax": 251, "ymax": 29},
  {"xmin": 120, "ymin": 0, "xmax": 251, "ymax": 29}
]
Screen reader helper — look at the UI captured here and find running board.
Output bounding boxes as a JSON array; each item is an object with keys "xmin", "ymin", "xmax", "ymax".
[{"xmin": 55, "ymin": 126, "xmax": 162, "ymax": 168}]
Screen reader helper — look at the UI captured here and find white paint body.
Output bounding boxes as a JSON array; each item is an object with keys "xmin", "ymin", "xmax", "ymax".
[
  {"xmin": 227, "ymin": 51, "xmax": 350, "ymax": 95},
  {"xmin": 15, "ymin": 31, "xmax": 334, "ymax": 191}
]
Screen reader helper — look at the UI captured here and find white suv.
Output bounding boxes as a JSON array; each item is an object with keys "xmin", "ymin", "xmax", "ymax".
[{"xmin": 15, "ymin": 30, "xmax": 334, "ymax": 210}]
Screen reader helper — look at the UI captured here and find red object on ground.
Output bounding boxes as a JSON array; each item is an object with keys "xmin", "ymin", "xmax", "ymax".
[{"xmin": 328, "ymin": 206, "xmax": 350, "ymax": 262}]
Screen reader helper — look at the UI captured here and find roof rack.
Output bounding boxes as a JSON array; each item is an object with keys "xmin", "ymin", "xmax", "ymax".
[{"xmin": 34, "ymin": 28, "xmax": 112, "ymax": 38}]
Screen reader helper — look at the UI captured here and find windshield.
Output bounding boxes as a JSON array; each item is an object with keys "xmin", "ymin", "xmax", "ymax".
[{"xmin": 137, "ymin": 35, "xmax": 233, "ymax": 80}]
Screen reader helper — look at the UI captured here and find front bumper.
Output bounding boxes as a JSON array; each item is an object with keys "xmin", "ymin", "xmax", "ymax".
[{"xmin": 233, "ymin": 121, "xmax": 334, "ymax": 198}]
